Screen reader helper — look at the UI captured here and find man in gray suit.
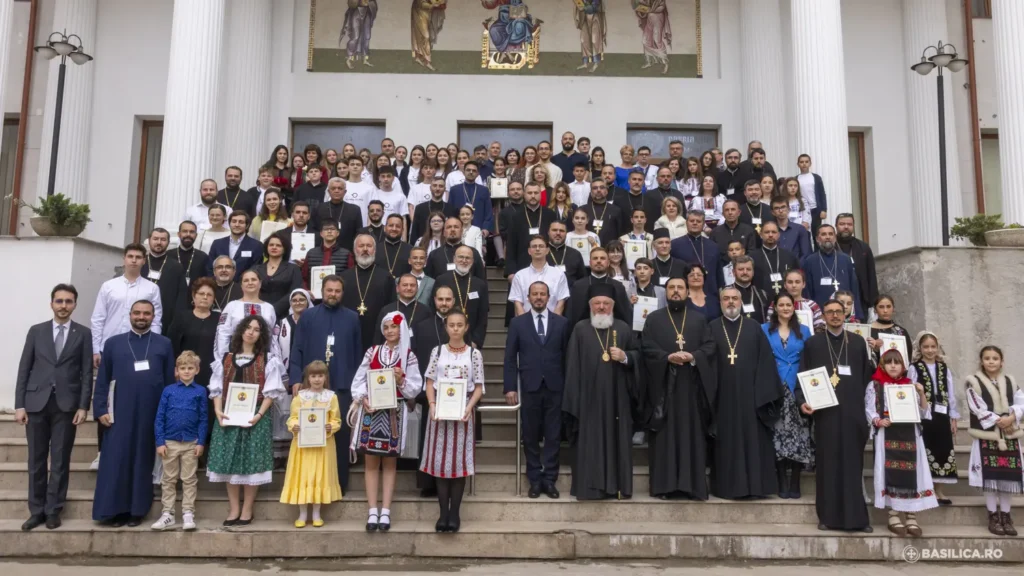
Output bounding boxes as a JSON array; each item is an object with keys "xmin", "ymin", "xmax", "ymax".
[{"xmin": 15, "ymin": 284, "xmax": 94, "ymax": 531}]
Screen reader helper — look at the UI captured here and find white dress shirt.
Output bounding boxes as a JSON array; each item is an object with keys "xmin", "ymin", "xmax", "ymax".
[
  {"xmin": 52, "ymin": 320, "xmax": 70, "ymax": 345},
  {"xmin": 508, "ymin": 263, "xmax": 570, "ymax": 311},
  {"xmin": 90, "ymin": 275, "xmax": 163, "ymax": 352},
  {"xmin": 531, "ymin": 308, "xmax": 549, "ymax": 338},
  {"xmin": 797, "ymin": 173, "xmax": 817, "ymax": 210},
  {"xmin": 568, "ymin": 181, "xmax": 591, "ymax": 207},
  {"xmin": 183, "ymin": 201, "xmax": 230, "ymax": 231}
]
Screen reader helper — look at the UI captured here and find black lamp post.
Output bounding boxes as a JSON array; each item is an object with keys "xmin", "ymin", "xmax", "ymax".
[
  {"xmin": 34, "ymin": 30, "xmax": 93, "ymax": 197},
  {"xmin": 910, "ymin": 41, "xmax": 968, "ymax": 247}
]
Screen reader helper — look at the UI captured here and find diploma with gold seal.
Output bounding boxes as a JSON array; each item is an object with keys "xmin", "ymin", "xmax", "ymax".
[
  {"xmin": 623, "ymin": 240, "xmax": 647, "ymax": 270},
  {"xmin": 435, "ymin": 379, "xmax": 468, "ymax": 421},
  {"xmin": 368, "ymin": 369, "xmax": 398, "ymax": 410},
  {"xmin": 224, "ymin": 382, "xmax": 260, "ymax": 427},
  {"xmin": 885, "ymin": 384, "xmax": 922, "ymax": 424},
  {"xmin": 298, "ymin": 407, "xmax": 327, "ymax": 448},
  {"xmin": 797, "ymin": 367, "xmax": 839, "ymax": 411}
]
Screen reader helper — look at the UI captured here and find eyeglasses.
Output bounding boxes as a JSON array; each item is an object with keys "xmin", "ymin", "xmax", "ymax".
[
  {"xmin": 822, "ymin": 309, "xmax": 845, "ymax": 316},
  {"xmin": 52, "ymin": 299, "xmax": 75, "ymax": 304}
]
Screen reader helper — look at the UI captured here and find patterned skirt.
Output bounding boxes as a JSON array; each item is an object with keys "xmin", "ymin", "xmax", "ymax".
[
  {"xmin": 206, "ymin": 415, "xmax": 274, "ymax": 485},
  {"xmin": 773, "ymin": 386, "xmax": 814, "ymax": 466},
  {"xmin": 354, "ymin": 408, "xmax": 404, "ymax": 457},
  {"xmin": 419, "ymin": 413, "xmax": 476, "ymax": 478},
  {"xmin": 921, "ymin": 411, "xmax": 957, "ymax": 483},
  {"xmin": 979, "ymin": 438, "xmax": 1023, "ymax": 494}
]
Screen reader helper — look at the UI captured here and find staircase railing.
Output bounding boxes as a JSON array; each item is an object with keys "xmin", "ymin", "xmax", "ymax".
[{"xmin": 472, "ymin": 376, "xmax": 521, "ymax": 496}]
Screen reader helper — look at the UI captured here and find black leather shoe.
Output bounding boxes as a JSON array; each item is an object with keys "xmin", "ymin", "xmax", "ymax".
[
  {"xmin": 45, "ymin": 514, "xmax": 61, "ymax": 530},
  {"xmin": 528, "ymin": 485, "xmax": 541, "ymax": 499},
  {"xmin": 435, "ymin": 514, "xmax": 448, "ymax": 533},
  {"xmin": 126, "ymin": 517, "xmax": 142, "ymax": 527},
  {"xmin": 861, "ymin": 525, "xmax": 874, "ymax": 533},
  {"xmin": 235, "ymin": 517, "xmax": 252, "ymax": 527},
  {"xmin": 108, "ymin": 515, "xmax": 128, "ymax": 528},
  {"xmin": 544, "ymin": 484, "xmax": 560, "ymax": 499},
  {"xmin": 223, "ymin": 517, "xmax": 239, "ymax": 527},
  {"xmin": 21, "ymin": 515, "xmax": 45, "ymax": 531},
  {"xmin": 446, "ymin": 513, "xmax": 461, "ymax": 533}
]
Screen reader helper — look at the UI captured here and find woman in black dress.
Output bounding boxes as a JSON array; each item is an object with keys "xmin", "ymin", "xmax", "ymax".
[
  {"xmin": 167, "ymin": 277, "xmax": 220, "ymax": 387},
  {"xmin": 254, "ymin": 232, "xmax": 303, "ymax": 319}
]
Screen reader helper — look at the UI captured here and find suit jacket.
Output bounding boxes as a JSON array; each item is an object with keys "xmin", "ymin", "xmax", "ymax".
[
  {"xmin": 16, "ymin": 321, "xmax": 94, "ymax": 413},
  {"xmin": 207, "ymin": 235, "xmax": 264, "ymax": 279},
  {"xmin": 415, "ymin": 275, "xmax": 435, "ymax": 306},
  {"xmin": 504, "ymin": 311, "xmax": 569, "ymax": 394}
]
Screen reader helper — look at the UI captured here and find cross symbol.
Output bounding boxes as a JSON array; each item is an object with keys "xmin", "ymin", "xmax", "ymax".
[
  {"xmin": 755, "ymin": 224, "xmax": 761, "ymax": 235},
  {"xmin": 357, "ymin": 304, "xmax": 368, "ymax": 316},
  {"xmin": 830, "ymin": 370, "xmax": 841, "ymax": 387},
  {"xmin": 676, "ymin": 334, "xmax": 685, "ymax": 350},
  {"xmin": 727, "ymin": 350, "xmax": 738, "ymax": 365},
  {"xmin": 831, "ymin": 279, "xmax": 840, "ymax": 292},
  {"xmin": 772, "ymin": 281, "xmax": 781, "ymax": 293},
  {"xmin": 594, "ymin": 225, "xmax": 602, "ymax": 235}
]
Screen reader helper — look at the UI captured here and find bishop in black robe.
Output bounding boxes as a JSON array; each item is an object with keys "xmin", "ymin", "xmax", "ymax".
[
  {"xmin": 433, "ymin": 270, "xmax": 489, "ymax": 347},
  {"xmin": 566, "ymin": 275, "xmax": 631, "ymax": 328},
  {"xmin": 340, "ymin": 262, "xmax": 396, "ymax": 353},
  {"xmin": 141, "ymin": 254, "xmax": 189, "ymax": 334},
  {"xmin": 798, "ymin": 327, "xmax": 873, "ymax": 532},
  {"xmin": 643, "ymin": 301, "xmax": 717, "ymax": 499},
  {"xmin": 709, "ymin": 312, "xmax": 784, "ymax": 499}
]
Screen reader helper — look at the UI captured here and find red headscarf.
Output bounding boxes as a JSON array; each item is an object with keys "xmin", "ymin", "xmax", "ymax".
[{"xmin": 872, "ymin": 349, "xmax": 911, "ymax": 385}]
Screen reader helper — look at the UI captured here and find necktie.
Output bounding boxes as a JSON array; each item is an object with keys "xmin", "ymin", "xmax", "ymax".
[
  {"xmin": 537, "ymin": 313, "xmax": 545, "ymax": 340},
  {"xmin": 55, "ymin": 325, "xmax": 65, "ymax": 358}
]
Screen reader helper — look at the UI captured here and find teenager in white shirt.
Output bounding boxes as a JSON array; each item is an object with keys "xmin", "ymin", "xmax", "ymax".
[
  {"xmin": 568, "ymin": 163, "xmax": 591, "ymax": 207},
  {"xmin": 508, "ymin": 236, "xmax": 569, "ymax": 315},
  {"xmin": 344, "ymin": 156, "xmax": 373, "ymax": 225},
  {"xmin": 373, "ymin": 165, "xmax": 410, "ymax": 221}
]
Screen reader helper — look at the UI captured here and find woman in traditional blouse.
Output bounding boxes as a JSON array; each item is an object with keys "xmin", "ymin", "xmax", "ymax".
[
  {"xmin": 688, "ymin": 175, "xmax": 726, "ymax": 233},
  {"xmin": 766, "ymin": 269, "xmax": 825, "ymax": 333},
  {"xmin": 253, "ymin": 233, "xmax": 303, "ymax": 320},
  {"xmin": 215, "ymin": 269, "xmax": 279, "ymax": 361}
]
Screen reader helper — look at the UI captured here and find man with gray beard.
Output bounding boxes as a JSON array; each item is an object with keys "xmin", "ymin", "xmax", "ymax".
[
  {"xmin": 340, "ymin": 234, "xmax": 396, "ymax": 353},
  {"xmin": 562, "ymin": 283, "xmax": 642, "ymax": 500},
  {"xmin": 432, "ymin": 246, "xmax": 489, "ymax": 347},
  {"xmin": 799, "ymin": 224, "xmax": 863, "ymax": 320}
]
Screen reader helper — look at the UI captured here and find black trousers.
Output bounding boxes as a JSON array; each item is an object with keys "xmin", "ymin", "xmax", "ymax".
[
  {"xmin": 521, "ymin": 381, "xmax": 563, "ymax": 487},
  {"xmin": 27, "ymin": 394, "xmax": 78, "ymax": 516},
  {"xmin": 811, "ymin": 211, "xmax": 823, "ymax": 249},
  {"xmin": 333, "ymin": 390, "xmax": 353, "ymax": 492}
]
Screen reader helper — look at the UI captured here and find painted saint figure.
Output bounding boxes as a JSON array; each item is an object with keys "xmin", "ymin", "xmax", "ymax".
[
  {"xmin": 411, "ymin": 0, "xmax": 447, "ymax": 71},
  {"xmin": 482, "ymin": 0, "xmax": 536, "ymax": 53},
  {"xmin": 340, "ymin": 0, "xmax": 379, "ymax": 69},
  {"xmin": 633, "ymin": 0, "xmax": 672, "ymax": 74},
  {"xmin": 573, "ymin": 0, "xmax": 607, "ymax": 72}
]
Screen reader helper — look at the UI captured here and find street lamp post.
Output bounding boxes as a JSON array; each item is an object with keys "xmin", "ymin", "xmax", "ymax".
[
  {"xmin": 911, "ymin": 40, "xmax": 968, "ymax": 247},
  {"xmin": 34, "ymin": 31, "xmax": 93, "ymax": 197}
]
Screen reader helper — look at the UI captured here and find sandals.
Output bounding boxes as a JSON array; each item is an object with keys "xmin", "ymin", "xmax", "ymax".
[
  {"xmin": 887, "ymin": 511, "xmax": 906, "ymax": 536},
  {"xmin": 904, "ymin": 514, "xmax": 922, "ymax": 537}
]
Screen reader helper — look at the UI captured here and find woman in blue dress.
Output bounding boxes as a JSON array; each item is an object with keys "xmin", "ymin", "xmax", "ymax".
[{"xmin": 762, "ymin": 292, "xmax": 813, "ymax": 499}]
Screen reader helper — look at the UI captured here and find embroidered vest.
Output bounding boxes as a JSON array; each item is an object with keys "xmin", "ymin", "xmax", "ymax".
[
  {"xmin": 222, "ymin": 353, "xmax": 267, "ymax": 403},
  {"xmin": 967, "ymin": 373, "xmax": 1023, "ymax": 448},
  {"xmin": 912, "ymin": 360, "xmax": 948, "ymax": 407},
  {"xmin": 369, "ymin": 345, "xmax": 403, "ymax": 399}
]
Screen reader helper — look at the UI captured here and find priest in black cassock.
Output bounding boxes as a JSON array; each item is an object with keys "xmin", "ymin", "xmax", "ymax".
[
  {"xmin": 141, "ymin": 229, "xmax": 188, "ymax": 333},
  {"xmin": 170, "ymin": 221, "xmax": 210, "ymax": 288},
  {"xmin": 375, "ymin": 214, "xmax": 413, "ymax": 280},
  {"xmin": 836, "ymin": 214, "xmax": 878, "ymax": 318},
  {"xmin": 566, "ymin": 247, "xmax": 632, "ymax": 328},
  {"xmin": 546, "ymin": 222, "xmax": 587, "ymax": 288},
  {"xmin": 730, "ymin": 256, "xmax": 769, "ymax": 324},
  {"xmin": 563, "ymin": 283, "xmax": 642, "ymax": 500},
  {"xmin": 797, "ymin": 299, "xmax": 874, "ymax": 533},
  {"xmin": 424, "ymin": 217, "xmax": 487, "ymax": 281},
  {"xmin": 751, "ymin": 222, "xmax": 800, "ymax": 300},
  {"xmin": 737, "ymin": 181, "xmax": 776, "ymax": 237},
  {"xmin": 613, "ymin": 171, "xmax": 663, "ymax": 232},
  {"xmin": 432, "ymin": 246, "xmax": 489, "ymax": 347},
  {"xmin": 670, "ymin": 212, "xmax": 722, "ymax": 297},
  {"xmin": 340, "ymin": 234, "xmax": 396, "ymax": 353},
  {"xmin": 650, "ymin": 229, "xmax": 686, "ymax": 288},
  {"xmin": 504, "ymin": 183, "xmax": 556, "ymax": 278},
  {"xmin": 580, "ymin": 180, "xmax": 624, "ymax": 245},
  {"xmin": 643, "ymin": 276, "xmax": 717, "ymax": 500},
  {"xmin": 373, "ymin": 274, "xmax": 429, "ymax": 345},
  {"xmin": 210, "ymin": 256, "xmax": 243, "ymax": 313},
  {"xmin": 709, "ymin": 287, "xmax": 784, "ymax": 499}
]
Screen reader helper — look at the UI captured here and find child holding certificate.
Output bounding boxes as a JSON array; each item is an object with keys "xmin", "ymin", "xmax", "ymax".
[
  {"xmin": 421, "ymin": 311, "xmax": 485, "ymax": 534},
  {"xmin": 280, "ymin": 361, "xmax": 342, "ymax": 528},
  {"xmin": 907, "ymin": 331, "xmax": 959, "ymax": 505},
  {"xmin": 865, "ymin": 349, "xmax": 935, "ymax": 536},
  {"xmin": 348, "ymin": 312, "xmax": 423, "ymax": 532},
  {"xmin": 964, "ymin": 346, "xmax": 1023, "ymax": 536}
]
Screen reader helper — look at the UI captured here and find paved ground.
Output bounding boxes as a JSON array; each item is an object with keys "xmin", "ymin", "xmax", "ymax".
[{"xmin": 0, "ymin": 561, "xmax": 1020, "ymax": 575}]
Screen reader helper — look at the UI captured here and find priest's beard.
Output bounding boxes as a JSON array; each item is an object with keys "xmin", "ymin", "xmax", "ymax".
[
  {"xmin": 455, "ymin": 264, "xmax": 471, "ymax": 276},
  {"xmin": 819, "ymin": 240, "xmax": 835, "ymax": 253},
  {"xmin": 590, "ymin": 314, "xmax": 614, "ymax": 329},
  {"xmin": 723, "ymin": 305, "xmax": 741, "ymax": 320},
  {"xmin": 667, "ymin": 299, "xmax": 687, "ymax": 312},
  {"xmin": 355, "ymin": 254, "xmax": 375, "ymax": 268}
]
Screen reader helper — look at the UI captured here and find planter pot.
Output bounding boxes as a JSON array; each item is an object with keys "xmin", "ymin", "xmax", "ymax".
[
  {"xmin": 30, "ymin": 216, "xmax": 85, "ymax": 238},
  {"xmin": 984, "ymin": 228, "xmax": 1024, "ymax": 247}
]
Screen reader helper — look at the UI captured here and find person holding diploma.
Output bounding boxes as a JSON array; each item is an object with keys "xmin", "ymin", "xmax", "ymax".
[
  {"xmin": 207, "ymin": 315, "xmax": 287, "ymax": 526},
  {"xmin": 907, "ymin": 331, "xmax": 959, "ymax": 504},
  {"xmin": 865, "ymin": 349, "xmax": 935, "ymax": 536},
  {"xmin": 766, "ymin": 269, "xmax": 824, "ymax": 333},
  {"xmin": 280, "ymin": 361, "xmax": 342, "ymax": 528},
  {"xmin": 249, "ymin": 188, "xmax": 291, "ymax": 241},
  {"xmin": 866, "ymin": 295, "xmax": 913, "ymax": 364},
  {"xmin": 420, "ymin": 311, "xmax": 485, "ymax": 533},
  {"xmin": 762, "ymin": 292, "xmax": 813, "ymax": 499},
  {"xmin": 349, "ymin": 311, "xmax": 423, "ymax": 532}
]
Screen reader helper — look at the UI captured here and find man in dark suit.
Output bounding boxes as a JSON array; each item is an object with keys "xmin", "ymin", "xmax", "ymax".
[
  {"xmin": 206, "ymin": 210, "xmax": 263, "ymax": 279},
  {"xmin": 504, "ymin": 281, "xmax": 569, "ymax": 499},
  {"xmin": 15, "ymin": 284, "xmax": 94, "ymax": 531}
]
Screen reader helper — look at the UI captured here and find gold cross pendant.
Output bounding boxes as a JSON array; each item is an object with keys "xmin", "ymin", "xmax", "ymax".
[
  {"xmin": 830, "ymin": 369, "xmax": 841, "ymax": 387},
  {"xmin": 772, "ymin": 281, "xmax": 781, "ymax": 293},
  {"xmin": 676, "ymin": 334, "xmax": 685, "ymax": 350},
  {"xmin": 755, "ymin": 224, "xmax": 762, "ymax": 235},
  {"xmin": 357, "ymin": 303, "xmax": 367, "ymax": 316},
  {"xmin": 727, "ymin": 350, "xmax": 738, "ymax": 365}
]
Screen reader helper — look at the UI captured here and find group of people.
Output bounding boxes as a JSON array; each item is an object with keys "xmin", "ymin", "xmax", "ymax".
[{"xmin": 12, "ymin": 134, "xmax": 1023, "ymax": 539}]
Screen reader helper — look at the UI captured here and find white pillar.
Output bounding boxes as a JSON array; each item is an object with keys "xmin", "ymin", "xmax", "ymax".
[
  {"xmin": 993, "ymin": 0, "xmax": 1024, "ymax": 226},
  {"xmin": 0, "ymin": 0, "xmax": 11, "ymax": 160},
  {"xmin": 217, "ymin": 0, "xmax": 272, "ymax": 187},
  {"xmin": 739, "ymin": 0, "xmax": 791, "ymax": 168},
  {"xmin": 902, "ymin": 0, "xmax": 963, "ymax": 246},
  {"xmin": 154, "ymin": 0, "xmax": 226, "ymax": 232},
  {"xmin": 35, "ymin": 0, "xmax": 97, "ymax": 203},
  {"xmin": 790, "ymin": 0, "xmax": 852, "ymax": 218}
]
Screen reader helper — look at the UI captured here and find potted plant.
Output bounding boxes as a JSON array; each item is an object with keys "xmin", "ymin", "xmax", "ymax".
[
  {"xmin": 12, "ymin": 193, "xmax": 92, "ymax": 237},
  {"xmin": 984, "ymin": 222, "xmax": 1024, "ymax": 247},
  {"xmin": 949, "ymin": 213, "xmax": 1019, "ymax": 247}
]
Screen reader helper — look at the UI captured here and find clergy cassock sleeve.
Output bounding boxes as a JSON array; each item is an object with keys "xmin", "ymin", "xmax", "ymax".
[{"xmin": 752, "ymin": 329, "xmax": 785, "ymax": 428}]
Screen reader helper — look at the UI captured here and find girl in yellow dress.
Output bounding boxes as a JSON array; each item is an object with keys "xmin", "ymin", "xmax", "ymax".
[{"xmin": 280, "ymin": 361, "xmax": 342, "ymax": 528}]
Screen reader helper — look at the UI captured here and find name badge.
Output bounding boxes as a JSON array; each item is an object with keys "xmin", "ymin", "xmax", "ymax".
[
  {"xmin": 529, "ymin": 227, "xmax": 540, "ymax": 235},
  {"xmin": 838, "ymin": 365, "xmax": 851, "ymax": 376},
  {"xmin": 134, "ymin": 360, "xmax": 150, "ymax": 372},
  {"xmin": 446, "ymin": 263, "xmax": 457, "ymax": 271},
  {"xmin": 935, "ymin": 404, "xmax": 948, "ymax": 415},
  {"xmin": 469, "ymin": 291, "xmax": 479, "ymax": 300},
  {"xmin": 555, "ymin": 265, "xmax": 566, "ymax": 273},
  {"xmin": 770, "ymin": 273, "xmax": 783, "ymax": 282},
  {"xmin": 820, "ymin": 277, "xmax": 833, "ymax": 286},
  {"xmin": 147, "ymin": 270, "xmax": 161, "ymax": 281},
  {"xmin": 742, "ymin": 303, "xmax": 754, "ymax": 313},
  {"xmin": 658, "ymin": 277, "xmax": 668, "ymax": 286},
  {"xmin": 465, "ymin": 202, "xmax": 474, "ymax": 208},
  {"xmin": 593, "ymin": 219, "xmax": 604, "ymax": 229},
  {"xmin": 241, "ymin": 250, "xmax": 252, "ymax": 258},
  {"xmin": 751, "ymin": 217, "xmax": 762, "ymax": 226},
  {"xmin": 327, "ymin": 335, "xmax": 335, "ymax": 346},
  {"xmin": 727, "ymin": 188, "xmax": 735, "ymax": 196}
]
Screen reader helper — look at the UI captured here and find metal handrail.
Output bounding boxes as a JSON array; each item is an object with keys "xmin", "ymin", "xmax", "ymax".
[{"xmin": 472, "ymin": 376, "xmax": 522, "ymax": 496}]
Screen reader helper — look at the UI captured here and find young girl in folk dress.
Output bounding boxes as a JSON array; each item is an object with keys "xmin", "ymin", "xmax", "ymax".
[
  {"xmin": 907, "ymin": 331, "xmax": 959, "ymax": 504},
  {"xmin": 348, "ymin": 312, "xmax": 423, "ymax": 532},
  {"xmin": 965, "ymin": 345, "xmax": 1023, "ymax": 536},
  {"xmin": 279, "ymin": 361, "xmax": 342, "ymax": 528},
  {"xmin": 420, "ymin": 311, "xmax": 485, "ymax": 533},
  {"xmin": 866, "ymin": 349, "xmax": 936, "ymax": 536}
]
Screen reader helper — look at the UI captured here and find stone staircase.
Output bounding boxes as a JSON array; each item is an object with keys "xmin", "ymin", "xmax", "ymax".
[{"xmin": 0, "ymin": 266, "xmax": 1021, "ymax": 562}]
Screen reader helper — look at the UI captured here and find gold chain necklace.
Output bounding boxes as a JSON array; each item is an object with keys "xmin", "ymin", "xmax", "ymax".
[
  {"xmin": 594, "ymin": 326, "xmax": 612, "ymax": 362},
  {"xmin": 451, "ymin": 273, "xmax": 472, "ymax": 319},
  {"xmin": 355, "ymin": 265, "xmax": 375, "ymax": 316},
  {"xmin": 667, "ymin": 307, "xmax": 688, "ymax": 350},
  {"xmin": 721, "ymin": 317, "xmax": 743, "ymax": 365}
]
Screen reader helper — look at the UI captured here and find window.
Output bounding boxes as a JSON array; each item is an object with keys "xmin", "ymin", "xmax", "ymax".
[
  {"xmin": 626, "ymin": 126, "xmax": 718, "ymax": 163},
  {"xmin": 0, "ymin": 119, "xmax": 18, "ymax": 235},
  {"xmin": 292, "ymin": 122, "xmax": 387, "ymax": 156},
  {"xmin": 981, "ymin": 133, "xmax": 1001, "ymax": 215},
  {"xmin": 457, "ymin": 123, "xmax": 553, "ymax": 155},
  {"xmin": 133, "ymin": 121, "xmax": 163, "ymax": 242},
  {"xmin": 848, "ymin": 131, "xmax": 869, "ymax": 244},
  {"xmin": 970, "ymin": 0, "xmax": 991, "ymax": 19}
]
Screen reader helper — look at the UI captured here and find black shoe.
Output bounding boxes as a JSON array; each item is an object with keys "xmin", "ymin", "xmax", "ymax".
[
  {"xmin": 45, "ymin": 514, "xmax": 61, "ymax": 530},
  {"xmin": 861, "ymin": 525, "xmax": 874, "ymax": 533},
  {"xmin": 435, "ymin": 514, "xmax": 448, "ymax": 533},
  {"xmin": 21, "ymin": 515, "xmax": 45, "ymax": 531},
  {"xmin": 817, "ymin": 523, "xmax": 829, "ymax": 531},
  {"xmin": 126, "ymin": 517, "xmax": 142, "ymax": 527},
  {"xmin": 235, "ymin": 517, "xmax": 252, "ymax": 527},
  {"xmin": 528, "ymin": 485, "xmax": 541, "ymax": 499},
  {"xmin": 544, "ymin": 484, "xmax": 560, "ymax": 499},
  {"xmin": 109, "ymin": 515, "xmax": 128, "ymax": 528},
  {"xmin": 446, "ymin": 513, "xmax": 461, "ymax": 533},
  {"xmin": 223, "ymin": 517, "xmax": 239, "ymax": 527}
]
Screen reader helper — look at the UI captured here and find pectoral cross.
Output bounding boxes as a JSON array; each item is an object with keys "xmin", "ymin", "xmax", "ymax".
[
  {"xmin": 594, "ymin": 224, "xmax": 602, "ymax": 235},
  {"xmin": 727, "ymin": 350, "xmax": 738, "ymax": 365},
  {"xmin": 755, "ymin": 224, "xmax": 762, "ymax": 235},
  {"xmin": 831, "ymin": 279, "xmax": 840, "ymax": 293},
  {"xmin": 772, "ymin": 280, "xmax": 781, "ymax": 293},
  {"xmin": 357, "ymin": 303, "xmax": 368, "ymax": 316},
  {"xmin": 676, "ymin": 334, "xmax": 685, "ymax": 350},
  {"xmin": 830, "ymin": 369, "xmax": 841, "ymax": 387}
]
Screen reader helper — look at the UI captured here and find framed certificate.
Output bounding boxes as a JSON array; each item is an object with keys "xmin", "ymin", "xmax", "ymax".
[
  {"xmin": 489, "ymin": 177, "xmax": 508, "ymax": 199},
  {"xmin": 259, "ymin": 220, "xmax": 289, "ymax": 243},
  {"xmin": 623, "ymin": 240, "xmax": 647, "ymax": 270},
  {"xmin": 291, "ymin": 233, "xmax": 316, "ymax": 261},
  {"xmin": 368, "ymin": 369, "xmax": 398, "ymax": 410},
  {"xmin": 879, "ymin": 333, "xmax": 909, "ymax": 364},
  {"xmin": 310, "ymin": 265, "xmax": 336, "ymax": 299},
  {"xmin": 632, "ymin": 296, "xmax": 658, "ymax": 332},
  {"xmin": 795, "ymin": 309, "xmax": 814, "ymax": 332},
  {"xmin": 435, "ymin": 379, "xmax": 468, "ymax": 421},
  {"xmin": 224, "ymin": 382, "xmax": 260, "ymax": 427},
  {"xmin": 797, "ymin": 367, "xmax": 839, "ymax": 410},
  {"xmin": 885, "ymin": 384, "xmax": 922, "ymax": 424},
  {"xmin": 845, "ymin": 323, "xmax": 871, "ymax": 340},
  {"xmin": 567, "ymin": 233, "xmax": 592, "ymax": 264},
  {"xmin": 298, "ymin": 407, "xmax": 327, "ymax": 448}
]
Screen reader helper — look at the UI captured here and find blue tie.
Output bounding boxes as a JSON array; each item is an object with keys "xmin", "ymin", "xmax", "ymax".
[{"xmin": 536, "ymin": 313, "xmax": 546, "ymax": 342}]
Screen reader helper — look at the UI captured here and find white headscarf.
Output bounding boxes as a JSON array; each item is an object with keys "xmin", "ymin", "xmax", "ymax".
[
  {"xmin": 911, "ymin": 330, "xmax": 946, "ymax": 363},
  {"xmin": 289, "ymin": 288, "xmax": 313, "ymax": 316},
  {"xmin": 380, "ymin": 310, "xmax": 411, "ymax": 367}
]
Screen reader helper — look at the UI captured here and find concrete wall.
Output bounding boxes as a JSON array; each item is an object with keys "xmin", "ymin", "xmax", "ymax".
[{"xmin": 0, "ymin": 237, "xmax": 122, "ymax": 412}]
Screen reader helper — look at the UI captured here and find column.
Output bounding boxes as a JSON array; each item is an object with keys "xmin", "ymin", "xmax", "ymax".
[
  {"xmin": 35, "ymin": 0, "xmax": 97, "ymax": 203},
  {"xmin": 153, "ymin": 0, "xmax": 226, "ymax": 232},
  {"xmin": 790, "ymin": 0, "xmax": 852, "ymax": 218},
  {"xmin": 0, "ymin": 0, "xmax": 11, "ymax": 161},
  {"xmin": 902, "ymin": 0, "xmax": 963, "ymax": 246},
  {"xmin": 216, "ymin": 0, "xmax": 272, "ymax": 186},
  {"xmin": 739, "ymin": 0, "xmax": 791, "ymax": 168},
  {"xmin": 992, "ymin": 0, "xmax": 1024, "ymax": 226}
]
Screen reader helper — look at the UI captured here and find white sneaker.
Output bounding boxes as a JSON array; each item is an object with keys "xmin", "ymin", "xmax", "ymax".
[
  {"xmin": 89, "ymin": 453, "xmax": 101, "ymax": 471},
  {"xmin": 182, "ymin": 512, "xmax": 196, "ymax": 531},
  {"xmin": 150, "ymin": 513, "xmax": 175, "ymax": 531}
]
